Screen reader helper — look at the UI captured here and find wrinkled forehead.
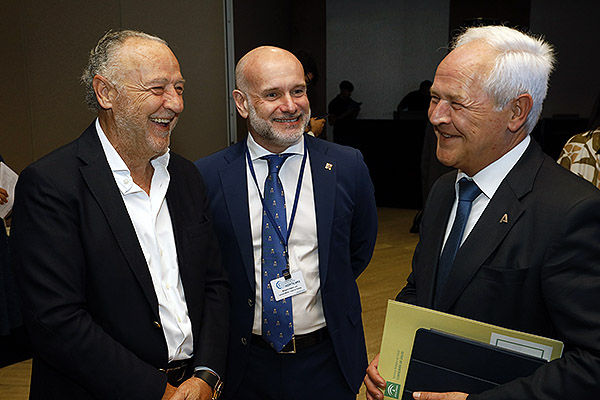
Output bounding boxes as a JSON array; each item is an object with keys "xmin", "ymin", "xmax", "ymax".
[
  {"xmin": 439, "ymin": 41, "xmax": 495, "ymax": 83},
  {"xmin": 116, "ymin": 38, "xmax": 182, "ymax": 78}
]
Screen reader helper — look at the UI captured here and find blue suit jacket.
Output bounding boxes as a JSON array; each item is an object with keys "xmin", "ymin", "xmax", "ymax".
[{"xmin": 195, "ymin": 134, "xmax": 378, "ymax": 396}]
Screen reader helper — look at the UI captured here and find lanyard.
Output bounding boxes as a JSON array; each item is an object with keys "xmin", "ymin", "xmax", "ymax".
[{"xmin": 245, "ymin": 139, "xmax": 308, "ymax": 267}]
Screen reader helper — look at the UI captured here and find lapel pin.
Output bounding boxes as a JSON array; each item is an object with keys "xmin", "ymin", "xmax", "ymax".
[
  {"xmin": 499, "ymin": 213, "xmax": 508, "ymax": 224},
  {"xmin": 325, "ymin": 162, "xmax": 333, "ymax": 171}
]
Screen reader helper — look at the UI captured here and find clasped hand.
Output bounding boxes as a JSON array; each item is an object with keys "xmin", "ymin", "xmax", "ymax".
[{"xmin": 364, "ymin": 353, "xmax": 468, "ymax": 400}]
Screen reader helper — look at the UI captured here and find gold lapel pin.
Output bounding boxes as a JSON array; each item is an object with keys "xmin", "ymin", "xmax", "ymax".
[
  {"xmin": 325, "ymin": 162, "xmax": 333, "ymax": 170},
  {"xmin": 499, "ymin": 213, "xmax": 508, "ymax": 224}
]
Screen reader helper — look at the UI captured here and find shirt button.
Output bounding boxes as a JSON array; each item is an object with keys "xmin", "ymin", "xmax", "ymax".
[
  {"xmin": 248, "ymin": 299, "xmax": 253, "ymax": 307},
  {"xmin": 241, "ymin": 337, "xmax": 248, "ymax": 346}
]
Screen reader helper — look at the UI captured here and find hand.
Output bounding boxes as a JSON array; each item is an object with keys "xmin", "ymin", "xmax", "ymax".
[
  {"xmin": 170, "ymin": 377, "xmax": 213, "ymax": 400},
  {"xmin": 364, "ymin": 353, "xmax": 386, "ymax": 400},
  {"xmin": 161, "ymin": 383, "xmax": 178, "ymax": 400},
  {"xmin": 0, "ymin": 187, "xmax": 8, "ymax": 205},
  {"xmin": 413, "ymin": 391, "xmax": 468, "ymax": 400},
  {"xmin": 309, "ymin": 117, "xmax": 326, "ymax": 137}
]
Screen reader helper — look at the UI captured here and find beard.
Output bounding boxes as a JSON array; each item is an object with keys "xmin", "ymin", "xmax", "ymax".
[
  {"xmin": 247, "ymin": 101, "xmax": 310, "ymax": 149},
  {"xmin": 113, "ymin": 95, "xmax": 175, "ymax": 160}
]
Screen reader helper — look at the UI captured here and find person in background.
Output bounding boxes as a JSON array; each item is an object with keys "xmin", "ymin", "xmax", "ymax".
[
  {"xmin": 397, "ymin": 80, "xmax": 433, "ymax": 114},
  {"xmin": 557, "ymin": 90, "xmax": 600, "ymax": 189},
  {"xmin": 195, "ymin": 46, "xmax": 378, "ymax": 400},
  {"xmin": 11, "ymin": 30, "xmax": 229, "ymax": 400},
  {"xmin": 328, "ymin": 80, "xmax": 361, "ymax": 146},
  {"xmin": 364, "ymin": 25, "xmax": 600, "ymax": 400},
  {"xmin": 0, "ymin": 154, "xmax": 23, "ymax": 340}
]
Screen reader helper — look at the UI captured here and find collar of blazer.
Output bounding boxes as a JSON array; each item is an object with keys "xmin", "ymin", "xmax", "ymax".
[
  {"xmin": 77, "ymin": 123, "xmax": 161, "ymax": 318},
  {"xmin": 428, "ymin": 140, "xmax": 544, "ymax": 311}
]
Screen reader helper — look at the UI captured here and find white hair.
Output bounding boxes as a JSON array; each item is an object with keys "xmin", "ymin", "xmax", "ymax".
[{"xmin": 453, "ymin": 25, "xmax": 555, "ymax": 134}]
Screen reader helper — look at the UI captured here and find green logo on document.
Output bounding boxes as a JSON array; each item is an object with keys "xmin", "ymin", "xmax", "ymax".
[{"xmin": 384, "ymin": 382, "xmax": 400, "ymax": 399}]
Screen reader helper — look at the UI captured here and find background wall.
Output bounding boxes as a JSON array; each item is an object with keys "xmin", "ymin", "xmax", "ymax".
[
  {"xmin": 2, "ymin": 1, "xmax": 599, "ymax": 173},
  {"xmin": 530, "ymin": 0, "xmax": 600, "ymax": 119},
  {"xmin": 0, "ymin": 0, "xmax": 228, "ymax": 173},
  {"xmin": 326, "ymin": 0, "xmax": 600, "ymax": 125},
  {"xmin": 326, "ymin": 0, "xmax": 449, "ymax": 121}
]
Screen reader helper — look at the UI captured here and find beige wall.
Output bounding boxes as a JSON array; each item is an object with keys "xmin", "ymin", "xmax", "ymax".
[{"xmin": 0, "ymin": 0, "xmax": 229, "ymax": 173}]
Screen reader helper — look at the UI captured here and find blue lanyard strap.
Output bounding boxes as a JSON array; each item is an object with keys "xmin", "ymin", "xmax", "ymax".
[{"xmin": 246, "ymin": 139, "xmax": 308, "ymax": 253}]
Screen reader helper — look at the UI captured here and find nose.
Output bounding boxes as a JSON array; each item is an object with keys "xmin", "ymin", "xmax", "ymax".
[
  {"xmin": 428, "ymin": 99, "xmax": 450, "ymax": 126},
  {"xmin": 164, "ymin": 86, "xmax": 184, "ymax": 114},
  {"xmin": 279, "ymin": 94, "xmax": 298, "ymax": 114}
]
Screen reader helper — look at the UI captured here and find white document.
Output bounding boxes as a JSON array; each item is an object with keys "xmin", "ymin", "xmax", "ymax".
[
  {"xmin": 490, "ymin": 332, "xmax": 557, "ymax": 361},
  {"xmin": 0, "ymin": 162, "xmax": 18, "ymax": 219}
]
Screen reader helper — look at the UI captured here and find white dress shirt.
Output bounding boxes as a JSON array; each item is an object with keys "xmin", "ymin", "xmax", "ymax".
[
  {"xmin": 96, "ymin": 119, "xmax": 193, "ymax": 362},
  {"xmin": 442, "ymin": 135, "xmax": 531, "ymax": 252},
  {"xmin": 246, "ymin": 134, "xmax": 326, "ymax": 335}
]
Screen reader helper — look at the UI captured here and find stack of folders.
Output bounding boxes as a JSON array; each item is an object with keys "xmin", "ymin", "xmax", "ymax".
[
  {"xmin": 377, "ymin": 301, "xmax": 563, "ymax": 400},
  {"xmin": 402, "ymin": 328, "xmax": 547, "ymax": 399}
]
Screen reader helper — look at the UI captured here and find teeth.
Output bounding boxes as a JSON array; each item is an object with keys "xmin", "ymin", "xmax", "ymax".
[
  {"xmin": 274, "ymin": 117, "xmax": 299, "ymax": 123},
  {"xmin": 151, "ymin": 118, "xmax": 171, "ymax": 124}
]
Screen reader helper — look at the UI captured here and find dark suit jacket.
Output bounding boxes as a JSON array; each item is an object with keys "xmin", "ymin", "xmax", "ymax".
[
  {"xmin": 398, "ymin": 140, "xmax": 600, "ymax": 398},
  {"xmin": 195, "ymin": 134, "xmax": 378, "ymax": 397},
  {"xmin": 11, "ymin": 123, "xmax": 230, "ymax": 399}
]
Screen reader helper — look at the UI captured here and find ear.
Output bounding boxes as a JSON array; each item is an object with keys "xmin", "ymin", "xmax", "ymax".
[
  {"xmin": 92, "ymin": 75, "xmax": 115, "ymax": 110},
  {"xmin": 232, "ymin": 89, "xmax": 249, "ymax": 119},
  {"xmin": 507, "ymin": 93, "xmax": 533, "ymax": 133}
]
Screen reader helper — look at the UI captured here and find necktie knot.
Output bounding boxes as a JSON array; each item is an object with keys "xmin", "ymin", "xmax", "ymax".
[
  {"xmin": 262, "ymin": 154, "xmax": 292, "ymax": 175},
  {"xmin": 458, "ymin": 178, "xmax": 481, "ymax": 203}
]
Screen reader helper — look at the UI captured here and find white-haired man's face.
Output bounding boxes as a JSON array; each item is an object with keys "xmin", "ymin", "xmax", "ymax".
[{"xmin": 428, "ymin": 41, "xmax": 526, "ymax": 176}]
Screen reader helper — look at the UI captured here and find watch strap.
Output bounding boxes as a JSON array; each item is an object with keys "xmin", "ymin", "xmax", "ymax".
[{"xmin": 193, "ymin": 369, "xmax": 223, "ymax": 399}]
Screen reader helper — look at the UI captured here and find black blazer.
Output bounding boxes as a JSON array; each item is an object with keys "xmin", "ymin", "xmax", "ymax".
[
  {"xmin": 11, "ymin": 123, "xmax": 230, "ymax": 399},
  {"xmin": 398, "ymin": 140, "xmax": 600, "ymax": 398},
  {"xmin": 195, "ymin": 134, "xmax": 378, "ymax": 397}
]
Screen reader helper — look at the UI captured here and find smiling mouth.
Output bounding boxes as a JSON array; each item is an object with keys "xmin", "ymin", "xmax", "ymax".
[
  {"xmin": 150, "ymin": 117, "xmax": 173, "ymax": 127},
  {"xmin": 273, "ymin": 116, "xmax": 300, "ymax": 123}
]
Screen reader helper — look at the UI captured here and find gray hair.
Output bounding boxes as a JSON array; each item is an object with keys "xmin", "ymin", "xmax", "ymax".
[
  {"xmin": 453, "ymin": 25, "xmax": 555, "ymax": 134},
  {"xmin": 81, "ymin": 29, "xmax": 168, "ymax": 112}
]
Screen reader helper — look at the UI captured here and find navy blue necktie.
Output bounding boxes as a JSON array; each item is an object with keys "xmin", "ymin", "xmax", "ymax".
[
  {"xmin": 261, "ymin": 154, "xmax": 294, "ymax": 351},
  {"xmin": 435, "ymin": 178, "xmax": 481, "ymax": 306}
]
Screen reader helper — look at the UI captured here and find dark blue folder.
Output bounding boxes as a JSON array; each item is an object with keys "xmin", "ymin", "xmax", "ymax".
[{"xmin": 402, "ymin": 328, "xmax": 548, "ymax": 399}]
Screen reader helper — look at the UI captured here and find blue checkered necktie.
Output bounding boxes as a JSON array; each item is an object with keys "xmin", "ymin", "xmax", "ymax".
[
  {"xmin": 434, "ymin": 178, "xmax": 481, "ymax": 307},
  {"xmin": 261, "ymin": 153, "xmax": 294, "ymax": 351}
]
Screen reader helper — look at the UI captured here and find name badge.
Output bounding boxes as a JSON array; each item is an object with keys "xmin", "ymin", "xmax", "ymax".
[{"xmin": 270, "ymin": 271, "xmax": 307, "ymax": 302}]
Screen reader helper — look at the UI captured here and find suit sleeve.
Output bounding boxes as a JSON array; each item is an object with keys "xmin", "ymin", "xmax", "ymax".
[
  {"xmin": 470, "ymin": 194, "xmax": 600, "ymax": 399},
  {"xmin": 349, "ymin": 149, "xmax": 378, "ymax": 278},
  {"xmin": 11, "ymin": 165, "xmax": 167, "ymax": 399},
  {"xmin": 189, "ymin": 168, "xmax": 230, "ymax": 377}
]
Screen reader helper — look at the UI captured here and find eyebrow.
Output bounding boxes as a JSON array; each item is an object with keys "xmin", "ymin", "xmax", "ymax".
[
  {"xmin": 259, "ymin": 83, "xmax": 306, "ymax": 95},
  {"xmin": 146, "ymin": 78, "xmax": 186, "ymax": 86}
]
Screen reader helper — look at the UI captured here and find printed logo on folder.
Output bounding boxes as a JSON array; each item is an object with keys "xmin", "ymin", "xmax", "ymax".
[{"xmin": 385, "ymin": 382, "xmax": 400, "ymax": 399}]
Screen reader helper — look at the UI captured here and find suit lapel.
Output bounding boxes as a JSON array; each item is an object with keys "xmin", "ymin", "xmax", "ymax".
[
  {"xmin": 77, "ymin": 124, "xmax": 160, "ymax": 318},
  {"xmin": 221, "ymin": 142, "xmax": 255, "ymax": 288},
  {"xmin": 306, "ymin": 136, "xmax": 337, "ymax": 287},
  {"xmin": 436, "ymin": 141, "xmax": 544, "ymax": 311}
]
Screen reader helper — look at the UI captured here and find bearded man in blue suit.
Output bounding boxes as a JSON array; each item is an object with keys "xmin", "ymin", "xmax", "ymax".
[{"xmin": 195, "ymin": 46, "xmax": 378, "ymax": 399}]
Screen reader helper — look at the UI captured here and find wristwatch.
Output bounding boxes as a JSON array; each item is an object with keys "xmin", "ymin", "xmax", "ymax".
[{"xmin": 193, "ymin": 369, "xmax": 223, "ymax": 400}]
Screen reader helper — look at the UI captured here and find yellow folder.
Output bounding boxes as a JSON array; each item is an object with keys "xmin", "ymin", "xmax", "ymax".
[{"xmin": 378, "ymin": 300, "xmax": 563, "ymax": 399}]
